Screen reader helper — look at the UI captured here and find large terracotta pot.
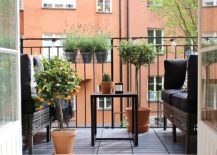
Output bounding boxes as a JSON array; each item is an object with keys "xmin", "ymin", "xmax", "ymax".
[
  {"xmin": 101, "ymin": 82, "xmax": 113, "ymax": 94},
  {"xmin": 125, "ymin": 107, "xmax": 150, "ymax": 133},
  {"xmin": 51, "ymin": 128, "xmax": 77, "ymax": 154}
]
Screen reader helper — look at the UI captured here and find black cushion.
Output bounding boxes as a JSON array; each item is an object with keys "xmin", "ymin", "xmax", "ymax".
[
  {"xmin": 161, "ymin": 89, "xmax": 181, "ymax": 104},
  {"xmin": 164, "ymin": 59, "xmax": 187, "ymax": 89},
  {"xmin": 172, "ymin": 93, "xmax": 197, "ymax": 113},
  {"xmin": 187, "ymin": 55, "xmax": 198, "ymax": 113}
]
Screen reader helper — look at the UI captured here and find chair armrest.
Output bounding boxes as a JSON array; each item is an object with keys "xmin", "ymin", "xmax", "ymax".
[{"xmin": 164, "ymin": 59, "xmax": 187, "ymax": 89}]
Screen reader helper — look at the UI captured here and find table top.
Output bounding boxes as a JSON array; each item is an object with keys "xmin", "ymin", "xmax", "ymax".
[{"xmin": 91, "ymin": 92, "xmax": 138, "ymax": 97}]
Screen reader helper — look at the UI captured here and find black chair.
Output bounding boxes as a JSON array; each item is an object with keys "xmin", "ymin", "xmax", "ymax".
[
  {"xmin": 161, "ymin": 55, "xmax": 198, "ymax": 154},
  {"xmin": 21, "ymin": 54, "xmax": 51, "ymax": 154}
]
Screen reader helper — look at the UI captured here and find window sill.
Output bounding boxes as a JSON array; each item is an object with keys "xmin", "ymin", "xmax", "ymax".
[
  {"xmin": 96, "ymin": 11, "xmax": 112, "ymax": 14},
  {"xmin": 98, "ymin": 109, "xmax": 111, "ymax": 111},
  {"xmin": 42, "ymin": 7, "xmax": 76, "ymax": 10}
]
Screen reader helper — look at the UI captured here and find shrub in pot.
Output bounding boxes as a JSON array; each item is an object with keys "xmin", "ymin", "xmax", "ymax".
[
  {"xmin": 101, "ymin": 73, "xmax": 113, "ymax": 94},
  {"xmin": 34, "ymin": 56, "xmax": 81, "ymax": 154},
  {"xmin": 79, "ymin": 36, "xmax": 94, "ymax": 63},
  {"xmin": 94, "ymin": 33, "xmax": 111, "ymax": 63},
  {"xmin": 62, "ymin": 34, "xmax": 78, "ymax": 63},
  {"xmin": 119, "ymin": 39, "xmax": 156, "ymax": 133}
]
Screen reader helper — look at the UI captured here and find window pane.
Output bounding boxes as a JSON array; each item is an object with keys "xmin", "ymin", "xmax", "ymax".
[
  {"xmin": 0, "ymin": 0, "xmax": 17, "ymax": 49},
  {"xmin": 156, "ymin": 30, "xmax": 162, "ymax": 37},
  {"xmin": 105, "ymin": 0, "xmax": 110, "ymax": 3},
  {"xmin": 98, "ymin": 0, "xmax": 103, "ymax": 3},
  {"xmin": 0, "ymin": 53, "xmax": 18, "ymax": 127},
  {"xmin": 97, "ymin": 3, "xmax": 103, "ymax": 12},
  {"xmin": 148, "ymin": 85, "xmax": 154, "ymax": 91},
  {"xmin": 148, "ymin": 77, "xmax": 154, "ymax": 83},
  {"xmin": 106, "ymin": 97, "xmax": 112, "ymax": 109},
  {"xmin": 105, "ymin": 3, "xmax": 111, "ymax": 12},
  {"xmin": 148, "ymin": 91, "xmax": 156, "ymax": 101}
]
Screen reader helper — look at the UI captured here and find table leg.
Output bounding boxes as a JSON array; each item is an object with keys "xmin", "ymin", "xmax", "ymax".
[
  {"xmin": 91, "ymin": 96, "xmax": 94, "ymax": 146},
  {"xmin": 135, "ymin": 96, "xmax": 138, "ymax": 146}
]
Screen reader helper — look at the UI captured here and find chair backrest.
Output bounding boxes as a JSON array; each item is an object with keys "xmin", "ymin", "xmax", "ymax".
[
  {"xmin": 164, "ymin": 59, "xmax": 187, "ymax": 89},
  {"xmin": 187, "ymin": 54, "xmax": 198, "ymax": 113}
]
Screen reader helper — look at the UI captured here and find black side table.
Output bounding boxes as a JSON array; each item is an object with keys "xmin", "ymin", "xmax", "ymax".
[{"xmin": 90, "ymin": 92, "xmax": 138, "ymax": 146}]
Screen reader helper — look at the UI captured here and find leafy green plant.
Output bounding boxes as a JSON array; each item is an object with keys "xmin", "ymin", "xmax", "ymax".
[
  {"xmin": 34, "ymin": 56, "xmax": 81, "ymax": 129},
  {"xmin": 79, "ymin": 36, "xmax": 95, "ymax": 53},
  {"xmin": 62, "ymin": 33, "xmax": 79, "ymax": 52},
  {"xmin": 102, "ymin": 73, "xmax": 112, "ymax": 82},
  {"xmin": 93, "ymin": 33, "xmax": 111, "ymax": 53},
  {"xmin": 119, "ymin": 39, "xmax": 156, "ymax": 107}
]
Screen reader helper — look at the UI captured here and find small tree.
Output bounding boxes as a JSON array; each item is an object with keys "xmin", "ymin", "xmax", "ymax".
[
  {"xmin": 148, "ymin": 0, "xmax": 198, "ymax": 46},
  {"xmin": 35, "ymin": 56, "xmax": 81, "ymax": 129},
  {"xmin": 119, "ymin": 39, "xmax": 156, "ymax": 107}
]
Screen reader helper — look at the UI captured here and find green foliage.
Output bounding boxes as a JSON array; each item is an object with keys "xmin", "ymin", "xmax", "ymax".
[
  {"xmin": 62, "ymin": 33, "xmax": 78, "ymax": 52},
  {"xmin": 79, "ymin": 36, "xmax": 95, "ymax": 53},
  {"xmin": 202, "ymin": 50, "xmax": 217, "ymax": 66},
  {"xmin": 102, "ymin": 73, "xmax": 112, "ymax": 82},
  {"xmin": 34, "ymin": 56, "xmax": 81, "ymax": 106},
  {"xmin": 119, "ymin": 39, "xmax": 156, "ymax": 69},
  {"xmin": 93, "ymin": 33, "xmax": 111, "ymax": 53},
  {"xmin": 148, "ymin": 0, "xmax": 197, "ymax": 44}
]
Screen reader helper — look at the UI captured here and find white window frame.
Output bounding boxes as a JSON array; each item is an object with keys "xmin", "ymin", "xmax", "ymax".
[
  {"xmin": 96, "ymin": 0, "xmax": 112, "ymax": 13},
  {"xmin": 70, "ymin": 95, "xmax": 76, "ymax": 111},
  {"xmin": 147, "ymin": 29, "xmax": 164, "ymax": 53},
  {"xmin": 97, "ymin": 85, "xmax": 112, "ymax": 110},
  {"xmin": 42, "ymin": 34, "xmax": 65, "ymax": 58},
  {"xmin": 203, "ymin": 0, "xmax": 217, "ymax": 6},
  {"xmin": 42, "ymin": 0, "xmax": 76, "ymax": 9},
  {"xmin": 148, "ymin": 76, "xmax": 164, "ymax": 102},
  {"xmin": 202, "ymin": 32, "xmax": 217, "ymax": 47}
]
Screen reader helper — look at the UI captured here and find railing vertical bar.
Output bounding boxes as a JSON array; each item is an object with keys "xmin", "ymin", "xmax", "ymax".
[
  {"xmin": 84, "ymin": 62, "xmax": 87, "ymax": 127},
  {"xmin": 119, "ymin": 38, "xmax": 123, "ymax": 127},
  {"xmin": 20, "ymin": 38, "xmax": 24, "ymax": 54},
  {"xmin": 111, "ymin": 39, "xmax": 114, "ymax": 128},
  {"xmin": 57, "ymin": 47, "xmax": 59, "ymax": 57},
  {"xmin": 102, "ymin": 60, "xmax": 105, "ymax": 127},
  {"xmin": 166, "ymin": 45, "xmax": 168, "ymax": 59},
  {"xmin": 157, "ymin": 48, "xmax": 160, "ymax": 127},
  {"xmin": 48, "ymin": 47, "xmax": 51, "ymax": 60},
  {"xmin": 39, "ymin": 47, "xmax": 42, "ymax": 54},
  {"xmin": 30, "ymin": 47, "xmax": 33, "ymax": 55},
  {"xmin": 75, "ymin": 61, "xmax": 78, "ymax": 127},
  {"xmin": 93, "ymin": 53, "xmax": 96, "ymax": 92},
  {"xmin": 175, "ymin": 46, "xmax": 177, "ymax": 59},
  {"xmin": 148, "ymin": 65, "xmax": 150, "ymax": 108},
  {"xmin": 139, "ymin": 68, "xmax": 142, "ymax": 107}
]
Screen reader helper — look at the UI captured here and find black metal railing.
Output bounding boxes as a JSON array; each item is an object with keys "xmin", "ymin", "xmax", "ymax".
[{"xmin": 20, "ymin": 36, "xmax": 197, "ymax": 128}]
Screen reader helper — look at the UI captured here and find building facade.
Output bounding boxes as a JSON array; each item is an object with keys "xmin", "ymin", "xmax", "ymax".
[{"xmin": 20, "ymin": 0, "xmax": 185, "ymax": 127}]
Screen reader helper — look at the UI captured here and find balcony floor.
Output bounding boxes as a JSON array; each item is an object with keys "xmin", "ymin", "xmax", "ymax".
[{"xmin": 23, "ymin": 128, "xmax": 196, "ymax": 155}]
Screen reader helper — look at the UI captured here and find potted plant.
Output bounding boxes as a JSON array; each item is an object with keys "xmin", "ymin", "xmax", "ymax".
[
  {"xmin": 94, "ymin": 33, "xmax": 111, "ymax": 63},
  {"xmin": 119, "ymin": 39, "xmax": 156, "ymax": 133},
  {"xmin": 62, "ymin": 34, "xmax": 78, "ymax": 63},
  {"xmin": 34, "ymin": 56, "xmax": 81, "ymax": 154},
  {"xmin": 79, "ymin": 36, "xmax": 94, "ymax": 63},
  {"xmin": 101, "ymin": 73, "xmax": 113, "ymax": 94}
]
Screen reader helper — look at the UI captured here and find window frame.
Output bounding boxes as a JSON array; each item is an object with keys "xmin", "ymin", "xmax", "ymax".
[
  {"xmin": 42, "ymin": 0, "xmax": 77, "ymax": 9},
  {"xmin": 97, "ymin": 85, "xmax": 112, "ymax": 110},
  {"xmin": 96, "ymin": 0, "xmax": 112, "ymax": 13},
  {"xmin": 148, "ymin": 76, "xmax": 164, "ymax": 102},
  {"xmin": 147, "ymin": 29, "xmax": 164, "ymax": 54},
  {"xmin": 203, "ymin": 0, "xmax": 217, "ymax": 6}
]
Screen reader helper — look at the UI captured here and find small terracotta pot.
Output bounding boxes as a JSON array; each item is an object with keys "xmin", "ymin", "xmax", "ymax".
[
  {"xmin": 125, "ymin": 107, "xmax": 150, "ymax": 133},
  {"xmin": 51, "ymin": 128, "xmax": 77, "ymax": 154},
  {"xmin": 101, "ymin": 82, "xmax": 113, "ymax": 94}
]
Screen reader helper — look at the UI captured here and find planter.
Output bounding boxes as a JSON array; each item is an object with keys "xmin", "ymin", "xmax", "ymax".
[
  {"xmin": 81, "ymin": 52, "xmax": 92, "ymax": 63},
  {"xmin": 65, "ymin": 50, "xmax": 77, "ymax": 63},
  {"xmin": 51, "ymin": 128, "xmax": 77, "ymax": 154},
  {"xmin": 101, "ymin": 82, "xmax": 113, "ymax": 94},
  {"xmin": 125, "ymin": 107, "xmax": 150, "ymax": 133},
  {"xmin": 95, "ymin": 51, "xmax": 108, "ymax": 63}
]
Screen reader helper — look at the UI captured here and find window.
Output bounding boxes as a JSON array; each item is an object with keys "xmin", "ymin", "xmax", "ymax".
[
  {"xmin": 42, "ymin": 0, "xmax": 76, "ymax": 9},
  {"xmin": 148, "ymin": 29, "xmax": 164, "ymax": 53},
  {"xmin": 96, "ymin": 0, "xmax": 112, "ymax": 13},
  {"xmin": 147, "ymin": 0, "xmax": 162, "ymax": 7},
  {"xmin": 203, "ymin": 0, "xmax": 217, "ymax": 6},
  {"xmin": 148, "ymin": 76, "xmax": 164, "ymax": 102},
  {"xmin": 97, "ymin": 85, "xmax": 112, "ymax": 110},
  {"xmin": 42, "ymin": 34, "xmax": 65, "ymax": 58}
]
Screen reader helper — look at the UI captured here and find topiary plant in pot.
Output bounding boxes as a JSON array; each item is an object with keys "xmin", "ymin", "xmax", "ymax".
[
  {"xmin": 94, "ymin": 33, "xmax": 111, "ymax": 63},
  {"xmin": 101, "ymin": 73, "xmax": 113, "ymax": 94},
  {"xmin": 34, "ymin": 56, "xmax": 81, "ymax": 154},
  {"xmin": 119, "ymin": 39, "xmax": 156, "ymax": 133},
  {"xmin": 62, "ymin": 34, "xmax": 78, "ymax": 63}
]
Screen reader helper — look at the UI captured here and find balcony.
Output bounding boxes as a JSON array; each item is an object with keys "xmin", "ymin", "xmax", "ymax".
[{"xmin": 21, "ymin": 36, "xmax": 197, "ymax": 154}]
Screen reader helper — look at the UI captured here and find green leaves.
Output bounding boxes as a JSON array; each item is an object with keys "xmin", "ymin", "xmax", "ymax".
[
  {"xmin": 119, "ymin": 39, "xmax": 156, "ymax": 69},
  {"xmin": 102, "ymin": 73, "xmax": 112, "ymax": 82},
  {"xmin": 34, "ymin": 56, "xmax": 81, "ymax": 106}
]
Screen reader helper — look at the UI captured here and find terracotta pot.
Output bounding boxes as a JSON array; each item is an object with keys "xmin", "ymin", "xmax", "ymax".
[
  {"xmin": 101, "ymin": 82, "xmax": 113, "ymax": 94},
  {"xmin": 51, "ymin": 128, "xmax": 77, "ymax": 154},
  {"xmin": 125, "ymin": 107, "xmax": 150, "ymax": 133}
]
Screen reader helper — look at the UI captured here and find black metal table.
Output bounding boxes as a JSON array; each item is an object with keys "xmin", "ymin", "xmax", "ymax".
[{"xmin": 90, "ymin": 92, "xmax": 138, "ymax": 146}]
